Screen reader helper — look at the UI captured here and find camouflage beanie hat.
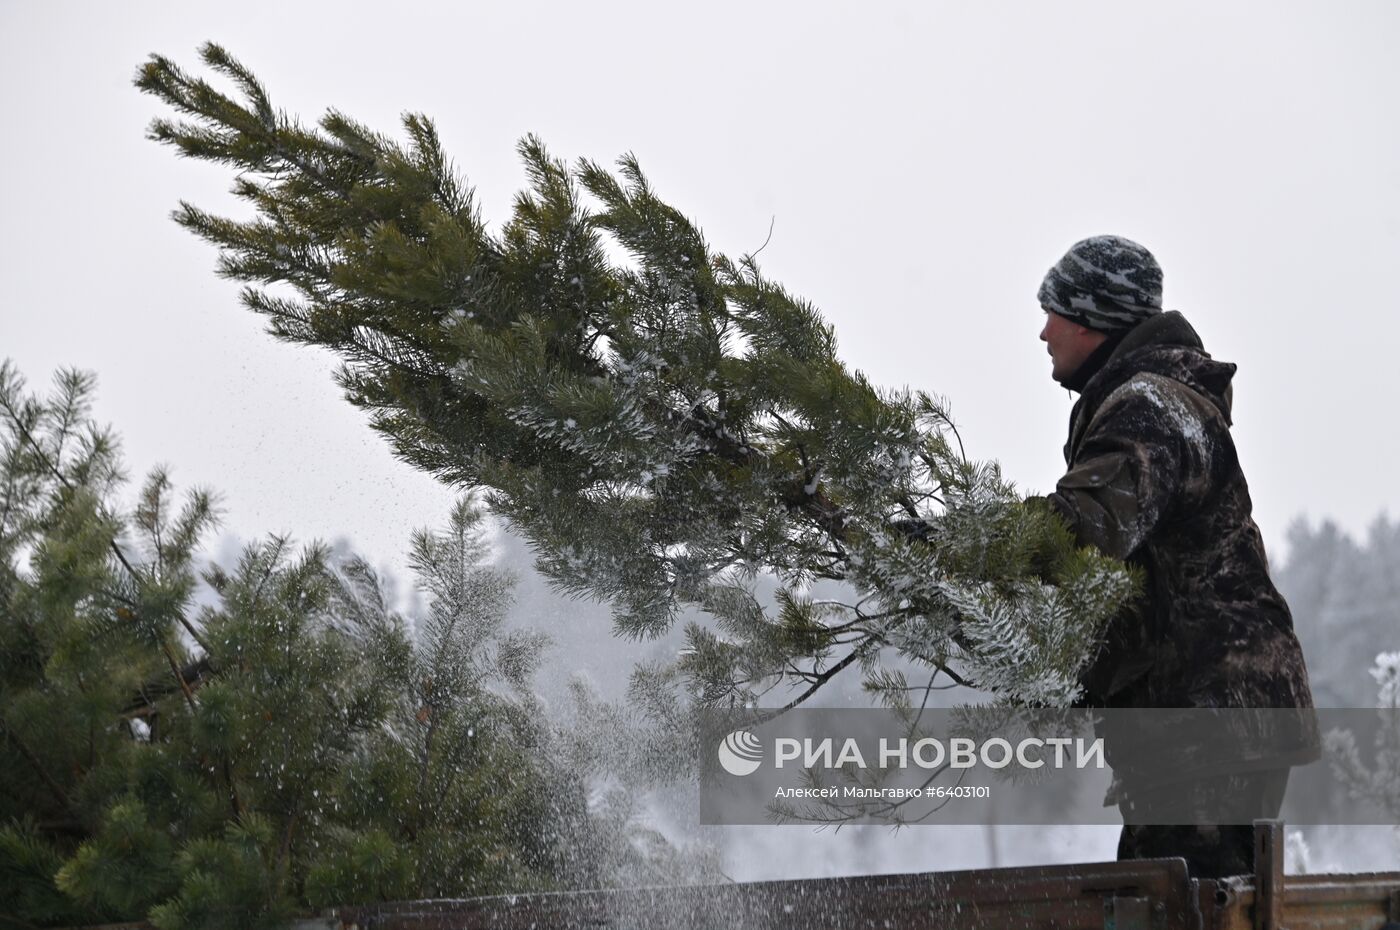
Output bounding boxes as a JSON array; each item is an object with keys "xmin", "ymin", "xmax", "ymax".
[{"xmin": 1037, "ymin": 235, "xmax": 1164, "ymax": 333}]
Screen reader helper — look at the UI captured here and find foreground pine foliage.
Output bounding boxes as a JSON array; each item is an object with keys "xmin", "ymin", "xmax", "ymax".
[
  {"xmin": 0, "ymin": 363, "xmax": 719, "ymax": 928},
  {"xmin": 137, "ymin": 43, "xmax": 1137, "ymax": 712}
]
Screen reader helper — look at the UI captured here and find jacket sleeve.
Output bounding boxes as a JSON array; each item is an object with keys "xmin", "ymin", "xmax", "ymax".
[{"xmin": 1047, "ymin": 376, "xmax": 1196, "ymax": 561}]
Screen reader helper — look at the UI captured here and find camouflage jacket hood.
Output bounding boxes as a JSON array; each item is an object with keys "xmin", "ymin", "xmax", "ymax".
[
  {"xmin": 1048, "ymin": 311, "xmax": 1318, "ymax": 783},
  {"xmin": 1066, "ymin": 310, "xmax": 1233, "ymax": 459}
]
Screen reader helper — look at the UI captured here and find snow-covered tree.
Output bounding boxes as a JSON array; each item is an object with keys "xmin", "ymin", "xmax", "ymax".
[
  {"xmin": 136, "ymin": 43, "xmax": 1137, "ymax": 712},
  {"xmin": 1324, "ymin": 652, "xmax": 1400, "ymax": 820},
  {"xmin": 1278, "ymin": 516, "xmax": 1400, "ymax": 708}
]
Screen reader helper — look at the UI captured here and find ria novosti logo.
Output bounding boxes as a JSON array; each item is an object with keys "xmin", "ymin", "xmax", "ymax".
[
  {"xmin": 717, "ymin": 729, "xmax": 763, "ymax": 776},
  {"xmin": 715, "ymin": 730, "xmax": 1106, "ymax": 777}
]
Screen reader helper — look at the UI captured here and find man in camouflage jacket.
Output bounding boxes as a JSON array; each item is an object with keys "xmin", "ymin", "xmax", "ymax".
[{"xmin": 1036, "ymin": 236, "xmax": 1318, "ymax": 878}]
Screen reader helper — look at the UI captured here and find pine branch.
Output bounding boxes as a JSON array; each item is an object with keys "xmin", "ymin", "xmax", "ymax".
[
  {"xmin": 0, "ymin": 721, "xmax": 75, "ymax": 817},
  {"xmin": 0, "ymin": 371, "xmax": 214, "ymax": 658}
]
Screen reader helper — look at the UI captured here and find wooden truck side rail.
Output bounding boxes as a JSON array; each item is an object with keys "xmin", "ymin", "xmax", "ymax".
[
  {"xmin": 54, "ymin": 822, "xmax": 1400, "ymax": 930},
  {"xmin": 335, "ymin": 857, "xmax": 1195, "ymax": 929},
  {"xmin": 332, "ymin": 822, "xmax": 1400, "ymax": 930}
]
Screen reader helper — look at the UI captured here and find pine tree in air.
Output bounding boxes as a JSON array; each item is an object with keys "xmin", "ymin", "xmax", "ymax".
[{"xmin": 136, "ymin": 43, "xmax": 1137, "ymax": 710}]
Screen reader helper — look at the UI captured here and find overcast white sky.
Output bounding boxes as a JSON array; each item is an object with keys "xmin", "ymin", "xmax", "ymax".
[{"xmin": 4, "ymin": 0, "xmax": 1400, "ymax": 879}]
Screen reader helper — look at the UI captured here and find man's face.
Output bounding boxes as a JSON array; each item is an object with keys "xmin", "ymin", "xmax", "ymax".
[{"xmin": 1039, "ymin": 309, "xmax": 1108, "ymax": 384}]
